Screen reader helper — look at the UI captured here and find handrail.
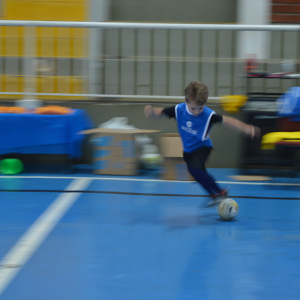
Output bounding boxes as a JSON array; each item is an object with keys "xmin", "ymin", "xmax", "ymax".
[
  {"xmin": 1, "ymin": 21, "xmax": 299, "ymax": 101},
  {"xmin": 0, "ymin": 21, "xmax": 299, "ymax": 31}
]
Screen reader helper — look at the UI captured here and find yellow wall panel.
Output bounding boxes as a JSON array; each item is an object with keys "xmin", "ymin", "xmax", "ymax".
[
  {"xmin": 57, "ymin": 78, "xmax": 70, "ymax": 93},
  {"xmin": 57, "ymin": 39, "xmax": 71, "ymax": 57},
  {"xmin": 39, "ymin": 76, "xmax": 55, "ymax": 93},
  {"xmin": 4, "ymin": 37, "xmax": 20, "ymax": 56},
  {"xmin": 2, "ymin": 27, "xmax": 21, "ymax": 37},
  {"xmin": 0, "ymin": 75, "xmax": 20, "ymax": 92},
  {"xmin": 5, "ymin": 1, "xmax": 87, "ymax": 21},
  {"xmin": 73, "ymin": 38, "xmax": 85, "ymax": 57},
  {"xmin": 57, "ymin": 28, "xmax": 73, "ymax": 38},
  {"xmin": 24, "ymin": 0, "xmax": 86, "ymax": 2},
  {"xmin": 36, "ymin": 27, "xmax": 55, "ymax": 38},
  {"xmin": 2, "ymin": 0, "xmax": 88, "ymax": 57},
  {"xmin": 38, "ymin": 38, "xmax": 55, "ymax": 57},
  {"xmin": 1, "ymin": 1, "xmax": 88, "ymax": 99},
  {"xmin": 73, "ymin": 28, "xmax": 86, "ymax": 38},
  {"xmin": 0, "ymin": 75, "xmax": 85, "ymax": 99},
  {"xmin": 71, "ymin": 77, "xmax": 85, "ymax": 94}
]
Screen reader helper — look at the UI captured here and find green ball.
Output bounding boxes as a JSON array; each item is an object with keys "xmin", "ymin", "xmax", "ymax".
[{"xmin": 0, "ymin": 159, "xmax": 23, "ymax": 175}]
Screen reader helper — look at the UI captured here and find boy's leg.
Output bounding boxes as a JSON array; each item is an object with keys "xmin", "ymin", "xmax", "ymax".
[
  {"xmin": 187, "ymin": 166, "xmax": 221, "ymax": 196},
  {"xmin": 184, "ymin": 147, "xmax": 228, "ymax": 208}
]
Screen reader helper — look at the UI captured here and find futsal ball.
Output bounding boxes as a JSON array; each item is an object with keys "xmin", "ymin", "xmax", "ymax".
[{"xmin": 217, "ymin": 198, "xmax": 239, "ymax": 220}]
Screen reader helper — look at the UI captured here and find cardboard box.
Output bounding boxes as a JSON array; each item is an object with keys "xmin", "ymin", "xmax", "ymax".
[
  {"xmin": 80, "ymin": 128, "xmax": 160, "ymax": 176},
  {"xmin": 160, "ymin": 133, "xmax": 194, "ymax": 181}
]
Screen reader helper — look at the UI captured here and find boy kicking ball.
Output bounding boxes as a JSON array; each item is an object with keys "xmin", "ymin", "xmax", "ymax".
[{"xmin": 144, "ymin": 81, "xmax": 260, "ymax": 209}]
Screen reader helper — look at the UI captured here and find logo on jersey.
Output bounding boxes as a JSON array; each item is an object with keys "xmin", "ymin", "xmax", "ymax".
[{"xmin": 181, "ymin": 121, "xmax": 197, "ymax": 135}]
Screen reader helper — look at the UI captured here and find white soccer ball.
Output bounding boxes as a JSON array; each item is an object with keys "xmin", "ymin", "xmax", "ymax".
[{"xmin": 217, "ymin": 198, "xmax": 239, "ymax": 220}]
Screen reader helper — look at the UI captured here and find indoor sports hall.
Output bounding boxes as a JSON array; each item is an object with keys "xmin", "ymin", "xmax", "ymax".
[
  {"xmin": 1, "ymin": 1, "xmax": 300, "ymax": 299},
  {"xmin": 1, "ymin": 169, "xmax": 300, "ymax": 299}
]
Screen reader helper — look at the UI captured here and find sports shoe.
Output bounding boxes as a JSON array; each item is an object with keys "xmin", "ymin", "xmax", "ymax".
[
  {"xmin": 202, "ymin": 188, "xmax": 229, "ymax": 209},
  {"xmin": 212, "ymin": 187, "xmax": 229, "ymax": 203}
]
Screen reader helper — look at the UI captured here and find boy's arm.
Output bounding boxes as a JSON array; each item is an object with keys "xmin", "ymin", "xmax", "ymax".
[
  {"xmin": 144, "ymin": 105, "xmax": 165, "ymax": 118},
  {"xmin": 222, "ymin": 116, "xmax": 261, "ymax": 139}
]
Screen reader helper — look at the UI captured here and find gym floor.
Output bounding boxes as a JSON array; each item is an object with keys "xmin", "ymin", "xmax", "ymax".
[{"xmin": 1, "ymin": 168, "xmax": 300, "ymax": 300}]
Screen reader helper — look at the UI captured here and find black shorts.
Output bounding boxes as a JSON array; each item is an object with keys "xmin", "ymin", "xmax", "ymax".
[{"xmin": 183, "ymin": 147, "xmax": 212, "ymax": 172}]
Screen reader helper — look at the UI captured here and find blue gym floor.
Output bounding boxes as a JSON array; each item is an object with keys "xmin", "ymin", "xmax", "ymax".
[{"xmin": 1, "ymin": 169, "xmax": 300, "ymax": 300}]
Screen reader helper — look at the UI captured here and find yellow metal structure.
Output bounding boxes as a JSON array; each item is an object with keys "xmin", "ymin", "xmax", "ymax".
[
  {"xmin": 0, "ymin": 0, "xmax": 89, "ymax": 100},
  {"xmin": 261, "ymin": 132, "xmax": 300, "ymax": 149},
  {"xmin": 220, "ymin": 95, "xmax": 248, "ymax": 113}
]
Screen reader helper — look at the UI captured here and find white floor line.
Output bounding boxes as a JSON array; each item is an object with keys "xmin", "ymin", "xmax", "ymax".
[
  {"xmin": 0, "ymin": 175, "xmax": 300, "ymax": 186},
  {"xmin": 0, "ymin": 177, "xmax": 92, "ymax": 296}
]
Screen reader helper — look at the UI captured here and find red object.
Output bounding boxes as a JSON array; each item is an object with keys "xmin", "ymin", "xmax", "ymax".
[
  {"xmin": 278, "ymin": 117, "xmax": 300, "ymax": 131},
  {"xmin": 245, "ymin": 57, "xmax": 257, "ymax": 73}
]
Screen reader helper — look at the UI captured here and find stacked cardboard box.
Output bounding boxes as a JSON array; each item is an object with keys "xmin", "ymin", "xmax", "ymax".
[
  {"xmin": 81, "ymin": 128, "xmax": 160, "ymax": 176},
  {"xmin": 160, "ymin": 133, "xmax": 194, "ymax": 181}
]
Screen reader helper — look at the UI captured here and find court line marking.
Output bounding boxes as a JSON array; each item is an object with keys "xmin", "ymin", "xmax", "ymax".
[
  {"xmin": 0, "ymin": 178, "xmax": 92, "ymax": 296},
  {"xmin": 0, "ymin": 175, "xmax": 299, "ymax": 186},
  {"xmin": 0, "ymin": 189, "xmax": 298, "ymax": 200}
]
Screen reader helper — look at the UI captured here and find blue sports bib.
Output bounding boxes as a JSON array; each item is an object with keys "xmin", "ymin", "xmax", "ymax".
[{"xmin": 175, "ymin": 103, "xmax": 216, "ymax": 153}]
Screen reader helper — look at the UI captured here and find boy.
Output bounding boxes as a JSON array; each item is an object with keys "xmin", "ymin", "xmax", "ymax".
[{"xmin": 144, "ymin": 81, "xmax": 260, "ymax": 209}]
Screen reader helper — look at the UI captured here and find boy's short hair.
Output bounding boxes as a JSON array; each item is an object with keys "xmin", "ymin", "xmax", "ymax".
[{"xmin": 184, "ymin": 81, "xmax": 208, "ymax": 105}]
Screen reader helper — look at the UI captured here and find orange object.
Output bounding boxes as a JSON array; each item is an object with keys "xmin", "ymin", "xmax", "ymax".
[
  {"xmin": 245, "ymin": 55, "xmax": 257, "ymax": 74},
  {"xmin": 35, "ymin": 105, "xmax": 73, "ymax": 115},
  {"xmin": 0, "ymin": 106, "xmax": 28, "ymax": 114}
]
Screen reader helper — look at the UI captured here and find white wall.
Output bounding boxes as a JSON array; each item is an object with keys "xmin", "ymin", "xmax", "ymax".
[{"xmin": 237, "ymin": 0, "xmax": 272, "ymax": 59}]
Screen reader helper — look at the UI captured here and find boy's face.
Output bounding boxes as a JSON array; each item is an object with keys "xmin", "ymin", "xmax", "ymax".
[{"xmin": 185, "ymin": 99, "xmax": 205, "ymax": 116}]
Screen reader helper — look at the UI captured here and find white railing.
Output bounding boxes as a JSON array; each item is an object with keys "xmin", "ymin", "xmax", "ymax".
[
  {"xmin": 2, "ymin": 21, "xmax": 300, "ymax": 30},
  {"xmin": 1, "ymin": 21, "xmax": 300, "ymax": 102}
]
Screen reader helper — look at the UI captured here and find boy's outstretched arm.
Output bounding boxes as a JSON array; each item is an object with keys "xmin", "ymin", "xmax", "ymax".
[
  {"xmin": 144, "ymin": 105, "xmax": 165, "ymax": 118},
  {"xmin": 222, "ymin": 116, "xmax": 261, "ymax": 139}
]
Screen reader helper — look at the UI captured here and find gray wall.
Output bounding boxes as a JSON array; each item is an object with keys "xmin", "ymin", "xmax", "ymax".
[
  {"xmin": 111, "ymin": 0, "xmax": 237, "ymax": 23},
  {"xmin": 66, "ymin": 101, "xmax": 245, "ymax": 168}
]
